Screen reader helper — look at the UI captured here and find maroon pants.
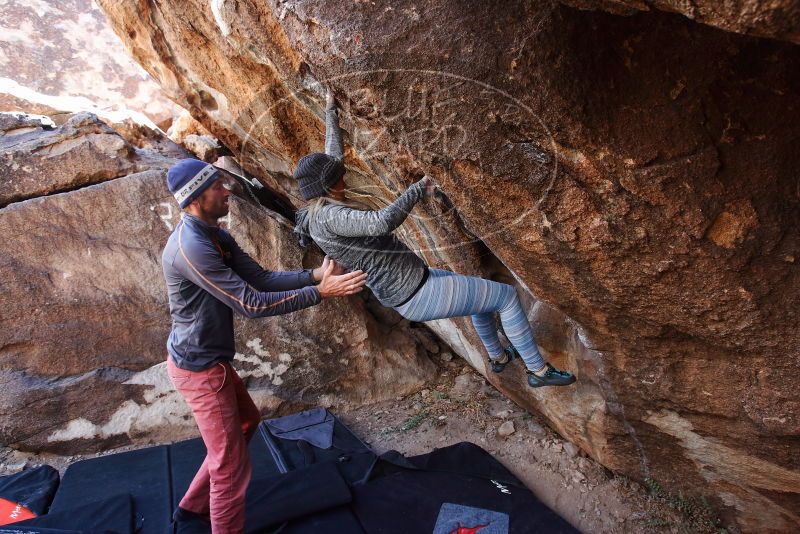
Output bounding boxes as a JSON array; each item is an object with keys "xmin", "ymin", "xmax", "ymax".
[{"xmin": 167, "ymin": 358, "xmax": 261, "ymax": 534}]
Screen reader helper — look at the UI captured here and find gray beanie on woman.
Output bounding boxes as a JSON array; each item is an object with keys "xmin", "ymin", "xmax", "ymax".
[{"xmin": 293, "ymin": 152, "xmax": 345, "ymax": 200}]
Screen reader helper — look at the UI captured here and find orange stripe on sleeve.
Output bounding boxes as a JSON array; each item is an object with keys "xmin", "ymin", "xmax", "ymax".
[{"xmin": 178, "ymin": 223, "xmax": 298, "ymax": 312}]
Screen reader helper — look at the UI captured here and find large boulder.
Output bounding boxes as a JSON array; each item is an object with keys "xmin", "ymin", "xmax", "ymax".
[
  {"xmin": 0, "ymin": 111, "xmax": 436, "ymax": 454},
  {"xmin": 0, "ymin": 112, "xmax": 143, "ymax": 206},
  {"xmin": 97, "ymin": 1, "xmax": 800, "ymax": 530},
  {"xmin": 0, "ymin": 93, "xmax": 189, "ymax": 161},
  {"xmin": 0, "ymin": 111, "xmax": 187, "ymax": 207}
]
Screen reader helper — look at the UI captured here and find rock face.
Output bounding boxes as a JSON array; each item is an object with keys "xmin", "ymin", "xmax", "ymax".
[
  {"xmin": 96, "ymin": 1, "xmax": 800, "ymax": 531},
  {"xmin": 562, "ymin": 1, "xmax": 800, "ymax": 44},
  {"xmin": 105, "ymin": 117, "xmax": 190, "ymax": 160},
  {"xmin": 0, "ymin": 111, "xmax": 436, "ymax": 454},
  {"xmin": 167, "ymin": 110, "xmax": 223, "ymax": 162},
  {"xmin": 0, "ymin": 111, "xmax": 174, "ymax": 207},
  {"xmin": 0, "ymin": 0, "xmax": 178, "ymax": 127}
]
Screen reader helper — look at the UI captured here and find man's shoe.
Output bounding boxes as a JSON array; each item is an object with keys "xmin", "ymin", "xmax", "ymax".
[
  {"xmin": 489, "ymin": 346, "xmax": 517, "ymax": 373},
  {"xmin": 172, "ymin": 506, "xmax": 211, "ymax": 524},
  {"xmin": 527, "ymin": 364, "xmax": 576, "ymax": 388}
]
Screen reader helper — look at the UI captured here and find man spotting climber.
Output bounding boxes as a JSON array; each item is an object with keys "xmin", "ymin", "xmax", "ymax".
[{"xmin": 161, "ymin": 158, "xmax": 367, "ymax": 533}]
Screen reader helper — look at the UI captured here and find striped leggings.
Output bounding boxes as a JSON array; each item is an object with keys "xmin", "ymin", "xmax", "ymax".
[{"xmin": 394, "ymin": 269, "xmax": 545, "ymax": 371}]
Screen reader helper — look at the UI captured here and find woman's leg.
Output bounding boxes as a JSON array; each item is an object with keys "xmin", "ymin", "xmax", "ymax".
[{"xmin": 396, "ymin": 270, "xmax": 546, "ymax": 372}]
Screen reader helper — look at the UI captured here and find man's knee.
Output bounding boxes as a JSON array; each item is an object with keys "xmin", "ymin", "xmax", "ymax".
[{"xmin": 209, "ymin": 446, "xmax": 251, "ymax": 482}]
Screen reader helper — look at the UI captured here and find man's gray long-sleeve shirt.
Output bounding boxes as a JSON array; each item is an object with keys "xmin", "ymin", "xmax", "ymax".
[
  {"xmin": 162, "ymin": 213, "xmax": 321, "ymax": 371},
  {"xmin": 294, "ymin": 102, "xmax": 429, "ymax": 307}
]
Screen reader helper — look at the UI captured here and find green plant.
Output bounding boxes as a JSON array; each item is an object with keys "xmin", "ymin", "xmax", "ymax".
[
  {"xmin": 400, "ymin": 411, "xmax": 428, "ymax": 432},
  {"xmin": 644, "ymin": 517, "xmax": 670, "ymax": 528},
  {"xmin": 643, "ymin": 478, "xmax": 727, "ymax": 534},
  {"xmin": 644, "ymin": 477, "xmax": 667, "ymax": 498}
]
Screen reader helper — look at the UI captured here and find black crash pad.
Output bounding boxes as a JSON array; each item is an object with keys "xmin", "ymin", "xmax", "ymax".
[
  {"xmin": 12, "ymin": 493, "xmax": 139, "ymax": 534},
  {"xmin": 3, "ymin": 408, "xmax": 577, "ymax": 534}
]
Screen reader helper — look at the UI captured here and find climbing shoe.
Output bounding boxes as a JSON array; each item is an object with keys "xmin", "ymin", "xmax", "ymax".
[
  {"xmin": 526, "ymin": 364, "xmax": 576, "ymax": 388},
  {"xmin": 489, "ymin": 346, "xmax": 517, "ymax": 373}
]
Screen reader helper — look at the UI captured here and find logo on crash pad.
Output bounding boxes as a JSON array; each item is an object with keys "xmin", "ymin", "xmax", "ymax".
[
  {"xmin": 448, "ymin": 525, "xmax": 488, "ymax": 534},
  {"xmin": 0, "ymin": 497, "xmax": 36, "ymax": 525},
  {"xmin": 433, "ymin": 503, "xmax": 509, "ymax": 534}
]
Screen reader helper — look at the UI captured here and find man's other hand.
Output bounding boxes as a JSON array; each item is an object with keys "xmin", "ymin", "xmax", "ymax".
[
  {"xmin": 313, "ymin": 255, "xmax": 347, "ymax": 282},
  {"xmin": 318, "ymin": 260, "xmax": 367, "ymax": 298}
]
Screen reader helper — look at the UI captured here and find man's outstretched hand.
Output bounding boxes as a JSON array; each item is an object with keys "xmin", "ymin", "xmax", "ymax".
[{"xmin": 315, "ymin": 257, "xmax": 367, "ymax": 298}]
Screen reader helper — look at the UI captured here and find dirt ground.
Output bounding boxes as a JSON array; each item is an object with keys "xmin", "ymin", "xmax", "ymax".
[{"xmin": 1, "ymin": 354, "xmax": 727, "ymax": 533}]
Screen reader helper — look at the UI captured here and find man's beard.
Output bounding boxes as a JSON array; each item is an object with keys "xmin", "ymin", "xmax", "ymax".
[{"xmin": 208, "ymin": 201, "xmax": 229, "ymax": 220}]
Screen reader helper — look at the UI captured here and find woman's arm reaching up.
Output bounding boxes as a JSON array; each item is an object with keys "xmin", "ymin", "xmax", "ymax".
[
  {"xmin": 325, "ymin": 89, "xmax": 344, "ymax": 160},
  {"xmin": 319, "ymin": 176, "xmax": 433, "ymax": 237}
]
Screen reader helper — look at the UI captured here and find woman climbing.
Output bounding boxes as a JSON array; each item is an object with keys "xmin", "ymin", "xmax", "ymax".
[{"xmin": 293, "ymin": 89, "xmax": 575, "ymax": 388}]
